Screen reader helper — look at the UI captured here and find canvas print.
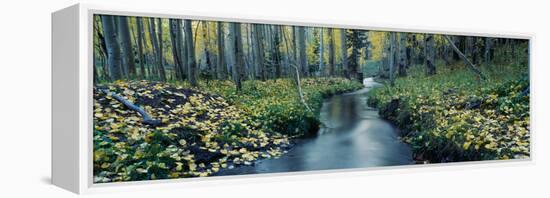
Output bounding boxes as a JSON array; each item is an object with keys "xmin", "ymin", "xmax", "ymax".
[{"xmin": 92, "ymin": 14, "xmax": 530, "ymax": 183}]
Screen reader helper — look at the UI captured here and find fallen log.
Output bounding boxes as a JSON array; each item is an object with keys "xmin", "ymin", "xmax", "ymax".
[
  {"xmin": 444, "ymin": 35, "xmax": 487, "ymax": 80},
  {"xmin": 99, "ymin": 88, "xmax": 161, "ymax": 126}
]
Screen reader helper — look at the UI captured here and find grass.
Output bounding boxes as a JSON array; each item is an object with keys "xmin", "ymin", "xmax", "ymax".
[
  {"xmin": 368, "ymin": 63, "xmax": 530, "ymax": 162},
  {"xmin": 198, "ymin": 77, "xmax": 364, "ymax": 137}
]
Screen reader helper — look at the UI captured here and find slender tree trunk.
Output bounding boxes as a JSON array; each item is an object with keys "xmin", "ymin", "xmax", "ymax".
[
  {"xmin": 349, "ymin": 30, "xmax": 361, "ymax": 81},
  {"xmin": 425, "ymin": 34, "xmax": 436, "ymax": 75},
  {"xmin": 177, "ymin": 20, "xmax": 187, "ymax": 79},
  {"xmin": 117, "ymin": 16, "xmax": 136, "ymax": 79},
  {"xmin": 340, "ymin": 29, "xmax": 348, "ymax": 78},
  {"xmin": 93, "ymin": 56, "xmax": 98, "ymax": 84},
  {"xmin": 398, "ymin": 33, "xmax": 407, "ymax": 76},
  {"xmin": 94, "ymin": 17, "xmax": 109, "ymax": 80},
  {"xmin": 202, "ymin": 22, "xmax": 213, "ymax": 80},
  {"xmin": 176, "ymin": 20, "xmax": 186, "ymax": 79},
  {"xmin": 485, "ymin": 37, "xmax": 492, "ymax": 66},
  {"xmin": 184, "ymin": 20, "xmax": 198, "ymax": 86},
  {"xmin": 382, "ymin": 33, "xmax": 391, "ymax": 78},
  {"xmin": 389, "ymin": 32, "xmax": 396, "ymax": 86},
  {"xmin": 422, "ymin": 34, "xmax": 428, "ymax": 67},
  {"xmin": 273, "ymin": 25, "xmax": 282, "ymax": 78},
  {"xmin": 318, "ymin": 28, "xmax": 324, "ymax": 76},
  {"xmin": 236, "ymin": 24, "xmax": 246, "ymax": 89},
  {"xmin": 253, "ymin": 24, "xmax": 266, "ymax": 80},
  {"xmin": 229, "ymin": 22, "xmax": 244, "ymax": 92},
  {"xmin": 101, "ymin": 15, "xmax": 123, "ymax": 81},
  {"xmin": 297, "ymin": 26, "xmax": 308, "ymax": 77},
  {"xmin": 156, "ymin": 18, "xmax": 167, "ymax": 81},
  {"xmin": 406, "ymin": 34, "xmax": 414, "ymax": 66},
  {"xmin": 148, "ymin": 18, "xmax": 160, "ymax": 79},
  {"xmin": 227, "ymin": 24, "xmax": 236, "ymax": 81},
  {"xmin": 169, "ymin": 19, "xmax": 183, "ymax": 80},
  {"xmin": 292, "ymin": 27, "xmax": 298, "ymax": 74},
  {"xmin": 328, "ymin": 28, "xmax": 336, "ymax": 76},
  {"xmin": 265, "ymin": 25, "xmax": 274, "ymax": 79},
  {"xmin": 442, "ymin": 35, "xmax": 451, "ymax": 66},
  {"xmin": 136, "ymin": 17, "xmax": 146, "ymax": 79},
  {"xmin": 247, "ymin": 26, "xmax": 255, "ymax": 79},
  {"xmin": 216, "ymin": 22, "xmax": 226, "ymax": 79},
  {"xmin": 465, "ymin": 36, "xmax": 473, "ymax": 62},
  {"xmin": 364, "ymin": 31, "xmax": 370, "ymax": 69},
  {"xmin": 472, "ymin": 37, "xmax": 479, "ymax": 65}
]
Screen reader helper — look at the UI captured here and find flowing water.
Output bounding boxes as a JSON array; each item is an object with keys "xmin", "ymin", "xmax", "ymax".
[{"xmin": 215, "ymin": 78, "xmax": 413, "ymax": 176}]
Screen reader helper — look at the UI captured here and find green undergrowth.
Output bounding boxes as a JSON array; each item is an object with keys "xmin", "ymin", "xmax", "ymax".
[
  {"xmin": 368, "ymin": 64, "xmax": 530, "ymax": 162},
  {"xmin": 93, "ymin": 77, "xmax": 362, "ymax": 182},
  {"xmin": 199, "ymin": 77, "xmax": 364, "ymax": 137}
]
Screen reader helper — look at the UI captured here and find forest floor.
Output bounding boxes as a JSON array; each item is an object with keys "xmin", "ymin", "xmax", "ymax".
[
  {"xmin": 368, "ymin": 63, "xmax": 530, "ymax": 163},
  {"xmin": 93, "ymin": 78, "xmax": 363, "ymax": 183}
]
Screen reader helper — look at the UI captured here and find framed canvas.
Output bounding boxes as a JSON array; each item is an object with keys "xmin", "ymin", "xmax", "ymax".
[{"xmin": 52, "ymin": 3, "xmax": 533, "ymax": 194}]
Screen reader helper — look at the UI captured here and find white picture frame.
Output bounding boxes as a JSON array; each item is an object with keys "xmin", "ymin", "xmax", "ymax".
[{"xmin": 52, "ymin": 3, "xmax": 534, "ymax": 194}]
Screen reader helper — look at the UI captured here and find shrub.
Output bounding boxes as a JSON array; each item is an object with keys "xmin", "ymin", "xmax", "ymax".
[{"xmin": 368, "ymin": 64, "xmax": 530, "ymax": 162}]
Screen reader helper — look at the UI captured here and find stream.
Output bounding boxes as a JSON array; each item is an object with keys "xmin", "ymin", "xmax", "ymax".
[{"xmin": 215, "ymin": 78, "xmax": 413, "ymax": 176}]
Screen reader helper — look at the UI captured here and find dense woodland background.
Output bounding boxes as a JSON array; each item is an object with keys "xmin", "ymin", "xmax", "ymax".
[{"xmin": 93, "ymin": 15, "xmax": 529, "ymax": 87}]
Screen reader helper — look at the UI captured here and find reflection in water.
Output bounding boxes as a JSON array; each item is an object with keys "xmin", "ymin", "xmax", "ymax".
[{"xmin": 215, "ymin": 79, "xmax": 413, "ymax": 176}]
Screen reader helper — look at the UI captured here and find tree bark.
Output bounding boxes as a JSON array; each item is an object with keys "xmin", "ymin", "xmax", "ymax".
[
  {"xmin": 156, "ymin": 18, "xmax": 167, "ymax": 81},
  {"xmin": 389, "ymin": 32, "xmax": 396, "ymax": 86},
  {"xmin": 425, "ymin": 34, "xmax": 436, "ymax": 75},
  {"xmin": 101, "ymin": 15, "xmax": 123, "ymax": 81},
  {"xmin": 175, "ymin": 20, "xmax": 186, "ymax": 79},
  {"xmin": 184, "ymin": 20, "xmax": 198, "ymax": 86},
  {"xmin": 272, "ymin": 25, "xmax": 282, "ymax": 78},
  {"xmin": 328, "ymin": 28, "xmax": 336, "ymax": 76},
  {"xmin": 340, "ymin": 29, "xmax": 348, "ymax": 78},
  {"xmin": 216, "ymin": 22, "xmax": 226, "ymax": 79},
  {"xmin": 94, "ymin": 16, "xmax": 109, "ymax": 81},
  {"xmin": 169, "ymin": 19, "xmax": 183, "ymax": 80},
  {"xmin": 202, "ymin": 22, "xmax": 213, "ymax": 80},
  {"xmin": 253, "ymin": 24, "xmax": 266, "ymax": 80},
  {"xmin": 148, "ymin": 18, "xmax": 160, "ymax": 79},
  {"xmin": 117, "ymin": 16, "xmax": 136, "ymax": 79},
  {"xmin": 349, "ymin": 30, "xmax": 362, "ymax": 80},
  {"xmin": 136, "ymin": 17, "xmax": 146, "ymax": 79},
  {"xmin": 364, "ymin": 31, "xmax": 370, "ymax": 69},
  {"xmin": 484, "ymin": 37, "xmax": 492, "ymax": 66},
  {"xmin": 228, "ymin": 22, "xmax": 245, "ymax": 92},
  {"xmin": 177, "ymin": 20, "xmax": 187, "ymax": 79},
  {"xmin": 297, "ymin": 27, "xmax": 308, "ymax": 77},
  {"xmin": 465, "ymin": 36, "xmax": 473, "ymax": 61},
  {"xmin": 398, "ymin": 32, "xmax": 407, "ymax": 76},
  {"xmin": 318, "ymin": 28, "xmax": 324, "ymax": 76}
]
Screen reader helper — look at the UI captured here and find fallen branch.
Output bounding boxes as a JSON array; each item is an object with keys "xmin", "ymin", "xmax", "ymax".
[
  {"xmin": 100, "ymin": 88, "xmax": 161, "ymax": 126},
  {"xmin": 444, "ymin": 35, "xmax": 487, "ymax": 80},
  {"xmin": 280, "ymin": 26, "xmax": 312, "ymax": 113},
  {"xmin": 290, "ymin": 63, "xmax": 313, "ymax": 113}
]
